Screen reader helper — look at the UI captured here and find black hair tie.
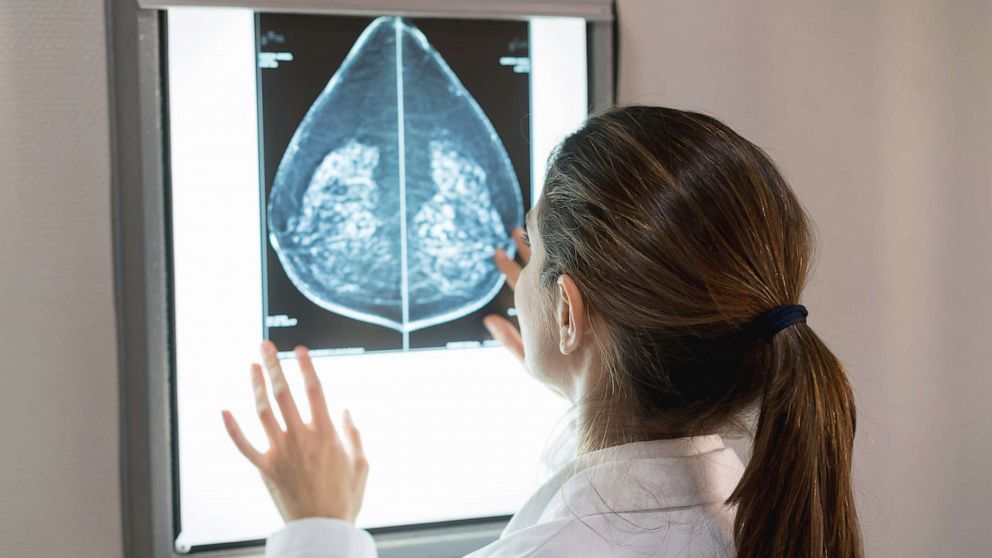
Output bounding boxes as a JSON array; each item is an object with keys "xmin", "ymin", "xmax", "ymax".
[{"xmin": 752, "ymin": 304, "xmax": 808, "ymax": 343}]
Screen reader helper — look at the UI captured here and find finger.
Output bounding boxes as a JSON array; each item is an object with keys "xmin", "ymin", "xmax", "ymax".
[
  {"xmin": 494, "ymin": 247, "xmax": 521, "ymax": 290},
  {"xmin": 250, "ymin": 363, "xmax": 283, "ymax": 444},
  {"xmin": 512, "ymin": 227, "xmax": 531, "ymax": 264},
  {"xmin": 483, "ymin": 315, "xmax": 525, "ymax": 365},
  {"xmin": 260, "ymin": 340, "xmax": 304, "ymax": 432},
  {"xmin": 222, "ymin": 410, "xmax": 264, "ymax": 468},
  {"xmin": 345, "ymin": 410, "xmax": 369, "ymax": 519},
  {"xmin": 294, "ymin": 345, "xmax": 334, "ymax": 434},
  {"xmin": 342, "ymin": 409, "xmax": 366, "ymax": 463}
]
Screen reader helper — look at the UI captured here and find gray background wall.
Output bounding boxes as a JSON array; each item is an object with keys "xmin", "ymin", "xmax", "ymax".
[
  {"xmin": 0, "ymin": 1, "xmax": 123, "ymax": 557},
  {"xmin": 0, "ymin": 1, "xmax": 988, "ymax": 557}
]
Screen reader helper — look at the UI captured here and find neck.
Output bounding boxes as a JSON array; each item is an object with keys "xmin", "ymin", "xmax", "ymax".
[{"xmin": 568, "ymin": 363, "xmax": 643, "ymax": 455}]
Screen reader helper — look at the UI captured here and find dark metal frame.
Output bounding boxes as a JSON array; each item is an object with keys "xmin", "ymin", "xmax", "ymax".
[{"xmin": 108, "ymin": 1, "xmax": 615, "ymax": 556}]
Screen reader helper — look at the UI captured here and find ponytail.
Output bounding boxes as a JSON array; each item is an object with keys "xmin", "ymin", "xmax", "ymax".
[
  {"xmin": 728, "ymin": 323, "xmax": 863, "ymax": 558},
  {"xmin": 534, "ymin": 105, "xmax": 865, "ymax": 556}
]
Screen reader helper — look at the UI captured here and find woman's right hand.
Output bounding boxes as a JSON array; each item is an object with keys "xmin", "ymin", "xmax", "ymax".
[{"xmin": 485, "ymin": 226, "xmax": 531, "ymax": 366}]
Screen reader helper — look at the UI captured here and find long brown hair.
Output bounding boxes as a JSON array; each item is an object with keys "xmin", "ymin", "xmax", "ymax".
[{"xmin": 535, "ymin": 105, "xmax": 862, "ymax": 557}]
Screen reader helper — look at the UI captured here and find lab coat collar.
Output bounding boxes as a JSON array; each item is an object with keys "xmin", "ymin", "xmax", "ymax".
[{"xmin": 502, "ymin": 434, "xmax": 744, "ymax": 537}]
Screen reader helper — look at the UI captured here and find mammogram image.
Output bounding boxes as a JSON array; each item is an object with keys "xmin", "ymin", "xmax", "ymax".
[{"xmin": 267, "ymin": 17, "xmax": 524, "ymax": 334}]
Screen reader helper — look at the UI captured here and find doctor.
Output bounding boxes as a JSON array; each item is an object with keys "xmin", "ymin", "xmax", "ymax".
[{"xmin": 222, "ymin": 105, "xmax": 864, "ymax": 558}]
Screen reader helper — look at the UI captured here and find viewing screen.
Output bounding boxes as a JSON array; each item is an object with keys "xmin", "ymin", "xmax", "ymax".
[{"xmin": 167, "ymin": 7, "xmax": 587, "ymax": 552}]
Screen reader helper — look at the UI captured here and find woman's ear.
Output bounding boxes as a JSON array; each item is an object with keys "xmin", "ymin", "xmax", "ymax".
[{"xmin": 555, "ymin": 274, "xmax": 586, "ymax": 355}]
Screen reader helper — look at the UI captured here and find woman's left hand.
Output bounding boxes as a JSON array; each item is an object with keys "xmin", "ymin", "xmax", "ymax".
[{"xmin": 221, "ymin": 341, "xmax": 369, "ymax": 524}]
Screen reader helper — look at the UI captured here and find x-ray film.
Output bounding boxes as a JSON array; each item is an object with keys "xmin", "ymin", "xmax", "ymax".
[
  {"xmin": 167, "ymin": 8, "xmax": 588, "ymax": 549},
  {"xmin": 258, "ymin": 14, "xmax": 531, "ymax": 355}
]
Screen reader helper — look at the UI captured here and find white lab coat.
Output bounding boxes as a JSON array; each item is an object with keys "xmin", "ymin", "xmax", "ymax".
[{"xmin": 264, "ymin": 433, "xmax": 745, "ymax": 558}]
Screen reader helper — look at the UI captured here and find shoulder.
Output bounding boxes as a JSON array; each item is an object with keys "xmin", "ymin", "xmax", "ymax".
[{"xmin": 468, "ymin": 504, "xmax": 736, "ymax": 558}]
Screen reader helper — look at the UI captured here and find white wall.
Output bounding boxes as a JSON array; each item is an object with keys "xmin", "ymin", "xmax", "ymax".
[
  {"xmin": 0, "ymin": 1, "xmax": 122, "ymax": 557},
  {"xmin": 617, "ymin": 1, "xmax": 992, "ymax": 556}
]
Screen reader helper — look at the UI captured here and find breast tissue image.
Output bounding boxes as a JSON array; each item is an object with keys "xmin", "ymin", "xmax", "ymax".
[{"xmin": 267, "ymin": 16, "xmax": 524, "ymax": 334}]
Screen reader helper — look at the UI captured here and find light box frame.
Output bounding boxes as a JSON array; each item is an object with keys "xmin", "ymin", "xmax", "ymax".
[{"xmin": 108, "ymin": 1, "xmax": 615, "ymax": 556}]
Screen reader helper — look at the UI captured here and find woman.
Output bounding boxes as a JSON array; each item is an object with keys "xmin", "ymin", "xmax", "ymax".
[{"xmin": 222, "ymin": 105, "xmax": 864, "ymax": 557}]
